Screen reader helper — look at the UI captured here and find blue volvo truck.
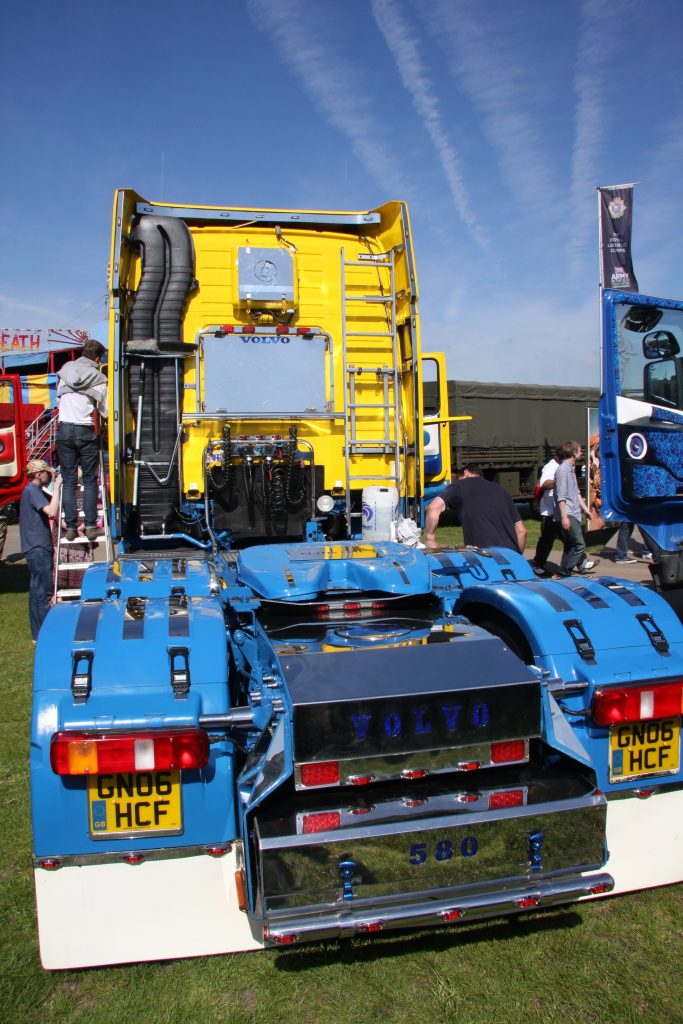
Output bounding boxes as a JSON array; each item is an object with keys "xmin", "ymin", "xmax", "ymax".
[{"xmin": 29, "ymin": 192, "xmax": 683, "ymax": 968}]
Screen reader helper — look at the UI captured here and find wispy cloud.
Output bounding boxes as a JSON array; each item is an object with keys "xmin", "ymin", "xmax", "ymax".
[
  {"xmin": 370, "ymin": 0, "xmax": 489, "ymax": 251},
  {"xmin": 568, "ymin": 0, "xmax": 636, "ymax": 277},
  {"xmin": 247, "ymin": 0, "xmax": 411, "ymax": 200},
  {"xmin": 0, "ymin": 293, "xmax": 73, "ymax": 320},
  {"xmin": 419, "ymin": 0, "xmax": 556, "ymax": 216}
]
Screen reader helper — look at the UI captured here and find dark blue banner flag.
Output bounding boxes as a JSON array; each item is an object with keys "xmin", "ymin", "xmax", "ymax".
[{"xmin": 599, "ymin": 185, "xmax": 639, "ymax": 291}]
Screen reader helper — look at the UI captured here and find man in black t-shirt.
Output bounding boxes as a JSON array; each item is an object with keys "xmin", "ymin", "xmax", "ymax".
[{"xmin": 424, "ymin": 465, "xmax": 527, "ymax": 552}]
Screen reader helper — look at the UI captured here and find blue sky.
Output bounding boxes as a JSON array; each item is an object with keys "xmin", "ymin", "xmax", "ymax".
[{"xmin": 2, "ymin": 0, "xmax": 683, "ymax": 385}]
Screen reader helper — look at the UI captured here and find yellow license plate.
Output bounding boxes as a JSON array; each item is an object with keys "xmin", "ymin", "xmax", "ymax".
[
  {"xmin": 88, "ymin": 770, "xmax": 182, "ymax": 837},
  {"xmin": 609, "ymin": 717, "xmax": 680, "ymax": 782}
]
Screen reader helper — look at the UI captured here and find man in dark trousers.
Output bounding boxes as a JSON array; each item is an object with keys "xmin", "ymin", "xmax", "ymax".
[
  {"xmin": 19, "ymin": 459, "xmax": 62, "ymax": 640},
  {"xmin": 56, "ymin": 339, "xmax": 107, "ymax": 541},
  {"xmin": 424, "ymin": 464, "xmax": 527, "ymax": 552}
]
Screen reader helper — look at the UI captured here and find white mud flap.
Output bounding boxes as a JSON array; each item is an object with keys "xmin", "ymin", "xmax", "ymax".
[
  {"xmin": 35, "ymin": 845, "xmax": 263, "ymax": 969},
  {"xmin": 584, "ymin": 787, "xmax": 683, "ymax": 898}
]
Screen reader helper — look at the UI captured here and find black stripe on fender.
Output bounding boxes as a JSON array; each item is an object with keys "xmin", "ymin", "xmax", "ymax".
[{"xmin": 74, "ymin": 600, "xmax": 103, "ymax": 643}]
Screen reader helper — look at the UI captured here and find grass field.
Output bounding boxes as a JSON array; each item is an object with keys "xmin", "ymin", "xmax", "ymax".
[{"xmin": 2, "ymin": 534, "xmax": 682, "ymax": 1024}]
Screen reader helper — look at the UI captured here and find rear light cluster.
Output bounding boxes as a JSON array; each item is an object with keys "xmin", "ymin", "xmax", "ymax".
[
  {"xmin": 314, "ymin": 599, "xmax": 387, "ymax": 619},
  {"xmin": 300, "ymin": 788, "xmax": 525, "ymax": 835},
  {"xmin": 592, "ymin": 681, "xmax": 683, "ymax": 726},
  {"xmin": 218, "ymin": 325, "xmax": 314, "ymax": 336},
  {"xmin": 299, "ymin": 739, "xmax": 528, "ymax": 789},
  {"xmin": 50, "ymin": 728, "xmax": 209, "ymax": 776},
  {"xmin": 263, "ymin": 889, "xmax": 565, "ymax": 945}
]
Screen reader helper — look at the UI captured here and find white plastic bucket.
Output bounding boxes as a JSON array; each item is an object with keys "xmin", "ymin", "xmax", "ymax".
[{"xmin": 361, "ymin": 486, "xmax": 398, "ymax": 541}]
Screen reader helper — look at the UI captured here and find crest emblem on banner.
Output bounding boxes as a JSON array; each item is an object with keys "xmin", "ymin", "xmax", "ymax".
[{"xmin": 608, "ymin": 196, "xmax": 627, "ymax": 219}]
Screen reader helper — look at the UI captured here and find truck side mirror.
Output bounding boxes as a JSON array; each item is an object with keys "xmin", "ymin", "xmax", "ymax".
[{"xmin": 643, "ymin": 330, "xmax": 680, "ymax": 359}]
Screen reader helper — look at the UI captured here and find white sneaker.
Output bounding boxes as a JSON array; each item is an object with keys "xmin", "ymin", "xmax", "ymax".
[{"xmin": 583, "ymin": 559, "xmax": 598, "ymax": 571}]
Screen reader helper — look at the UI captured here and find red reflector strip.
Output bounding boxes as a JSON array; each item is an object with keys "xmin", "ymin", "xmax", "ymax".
[
  {"xmin": 300, "ymin": 761, "xmax": 340, "ymax": 787},
  {"xmin": 301, "ymin": 811, "xmax": 341, "ymax": 834},
  {"xmin": 271, "ymin": 932, "xmax": 299, "ymax": 946},
  {"xmin": 490, "ymin": 739, "xmax": 526, "ymax": 763},
  {"xmin": 592, "ymin": 681, "xmax": 683, "ymax": 726},
  {"xmin": 588, "ymin": 881, "xmax": 611, "ymax": 895},
  {"xmin": 488, "ymin": 788, "xmax": 525, "ymax": 810},
  {"xmin": 359, "ymin": 921, "xmax": 383, "ymax": 933},
  {"xmin": 49, "ymin": 729, "xmax": 209, "ymax": 776}
]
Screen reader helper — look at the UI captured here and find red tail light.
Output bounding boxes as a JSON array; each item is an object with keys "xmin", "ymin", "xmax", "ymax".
[
  {"xmin": 488, "ymin": 788, "xmax": 525, "ymax": 810},
  {"xmin": 122, "ymin": 853, "xmax": 145, "ymax": 865},
  {"xmin": 37, "ymin": 858, "xmax": 62, "ymax": 871},
  {"xmin": 301, "ymin": 811, "xmax": 341, "ymax": 834},
  {"xmin": 50, "ymin": 728, "xmax": 209, "ymax": 776},
  {"xmin": 349, "ymin": 774, "xmax": 375, "ymax": 786},
  {"xmin": 359, "ymin": 921, "xmax": 383, "ymax": 933},
  {"xmin": 300, "ymin": 761, "xmax": 340, "ymax": 787},
  {"xmin": 439, "ymin": 908, "xmax": 463, "ymax": 922},
  {"xmin": 490, "ymin": 739, "xmax": 527, "ymax": 764},
  {"xmin": 588, "ymin": 881, "xmax": 611, "ymax": 895},
  {"xmin": 592, "ymin": 681, "xmax": 683, "ymax": 726},
  {"xmin": 219, "ymin": 324, "xmax": 235, "ymax": 332},
  {"xmin": 517, "ymin": 895, "xmax": 541, "ymax": 909},
  {"xmin": 265, "ymin": 930, "xmax": 299, "ymax": 946},
  {"xmin": 275, "ymin": 325, "xmax": 289, "ymax": 334}
]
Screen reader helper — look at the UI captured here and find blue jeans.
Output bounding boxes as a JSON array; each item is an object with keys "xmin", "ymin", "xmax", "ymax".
[
  {"xmin": 559, "ymin": 515, "xmax": 587, "ymax": 572},
  {"xmin": 617, "ymin": 522, "xmax": 658, "ymax": 560},
  {"xmin": 56, "ymin": 422, "xmax": 100, "ymax": 529},
  {"xmin": 26, "ymin": 547, "xmax": 53, "ymax": 640}
]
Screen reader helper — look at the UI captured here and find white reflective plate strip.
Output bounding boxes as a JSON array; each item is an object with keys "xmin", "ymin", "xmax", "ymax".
[
  {"xmin": 640, "ymin": 691, "xmax": 655, "ymax": 719},
  {"xmin": 134, "ymin": 739, "xmax": 155, "ymax": 770}
]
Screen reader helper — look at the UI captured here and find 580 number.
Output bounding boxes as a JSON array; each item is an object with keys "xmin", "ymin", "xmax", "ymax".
[{"xmin": 409, "ymin": 837, "xmax": 479, "ymax": 865}]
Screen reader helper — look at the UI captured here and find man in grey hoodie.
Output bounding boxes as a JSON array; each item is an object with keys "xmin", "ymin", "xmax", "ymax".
[{"xmin": 56, "ymin": 339, "xmax": 108, "ymax": 541}]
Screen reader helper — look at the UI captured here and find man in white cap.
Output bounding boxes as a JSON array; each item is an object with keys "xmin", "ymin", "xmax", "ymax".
[{"xmin": 19, "ymin": 460, "xmax": 62, "ymax": 640}]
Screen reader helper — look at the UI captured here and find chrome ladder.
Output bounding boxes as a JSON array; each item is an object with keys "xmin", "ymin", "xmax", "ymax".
[
  {"xmin": 53, "ymin": 449, "xmax": 112, "ymax": 601},
  {"xmin": 341, "ymin": 246, "xmax": 402, "ymax": 533}
]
